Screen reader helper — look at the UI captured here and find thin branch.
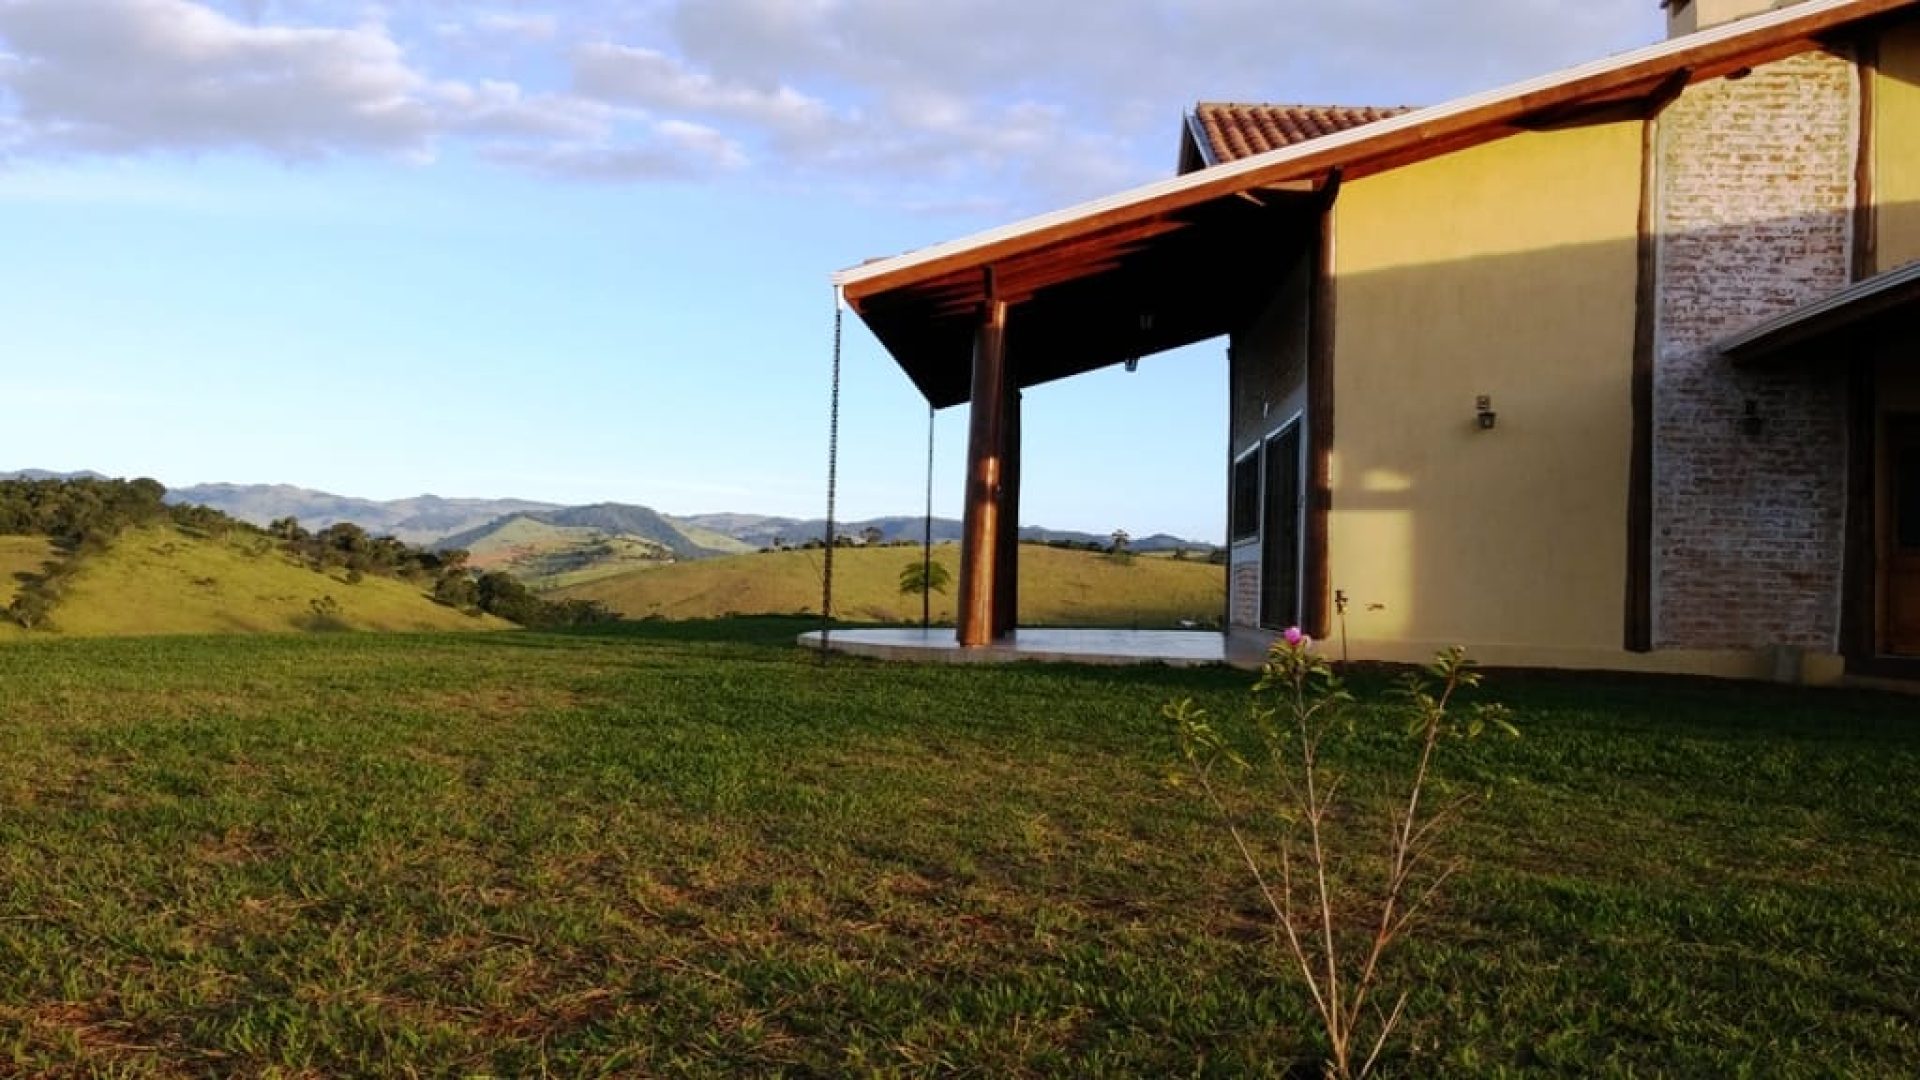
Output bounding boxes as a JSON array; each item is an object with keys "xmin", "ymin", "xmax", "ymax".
[{"xmin": 1358, "ymin": 990, "xmax": 1412, "ymax": 1079}]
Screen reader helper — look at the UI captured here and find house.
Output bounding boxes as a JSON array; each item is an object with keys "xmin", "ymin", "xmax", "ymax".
[{"xmin": 830, "ymin": 0, "xmax": 1920, "ymax": 684}]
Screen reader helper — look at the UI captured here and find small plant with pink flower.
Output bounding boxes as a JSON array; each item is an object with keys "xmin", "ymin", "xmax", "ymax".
[{"xmin": 1167, "ymin": 629, "xmax": 1514, "ymax": 1079}]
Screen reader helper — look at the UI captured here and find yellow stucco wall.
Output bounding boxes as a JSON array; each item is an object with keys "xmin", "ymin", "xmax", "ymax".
[
  {"xmin": 1878, "ymin": 18, "xmax": 1920, "ymax": 272},
  {"xmin": 1329, "ymin": 123, "xmax": 1643, "ymax": 656}
]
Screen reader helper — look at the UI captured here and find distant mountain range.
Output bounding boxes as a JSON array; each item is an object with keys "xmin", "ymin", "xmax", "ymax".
[
  {"xmin": 4, "ymin": 472, "xmax": 1220, "ymax": 561},
  {"xmin": 169, "ymin": 483, "xmax": 563, "ymax": 546}
]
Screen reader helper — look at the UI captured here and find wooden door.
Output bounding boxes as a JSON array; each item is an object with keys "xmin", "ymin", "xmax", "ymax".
[
  {"xmin": 1887, "ymin": 417, "xmax": 1920, "ymax": 657},
  {"xmin": 1260, "ymin": 423, "xmax": 1302, "ymax": 631}
]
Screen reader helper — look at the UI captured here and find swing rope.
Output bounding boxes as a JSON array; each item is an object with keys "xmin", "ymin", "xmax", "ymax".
[
  {"xmin": 819, "ymin": 297, "xmax": 843, "ymax": 660},
  {"xmin": 921, "ymin": 403, "xmax": 935, "ymax": 631}
]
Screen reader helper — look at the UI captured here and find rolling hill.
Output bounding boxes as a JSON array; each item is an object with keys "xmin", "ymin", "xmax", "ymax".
[
  {"xmin": 676, "ymin": 512, "xmax": 1217, "ymax": 554},
  {"xmin": 149, "ymin": 478, "xmax": 1217, "ymax": 556},
  {"xmin": 9, "ymin": 474, "xmax": 1220, "ymax": 592},
  {"xmin": 550, "ymin": 542, "xmax": 1226, "ymax": 628},
  {"xmin": 0, "ymin": 524, "xmax": 506, "ymax": 640},
  {"xmin": 165, "ymin": 483, "xmax": 561, "ymax": 545},
  {"xmin": 432, "ymin": 504, "xmax": 754, "ymax": 586},
  {"xmin": 436, "ymin": 514, "xmax": 677, "ymax": 580}
]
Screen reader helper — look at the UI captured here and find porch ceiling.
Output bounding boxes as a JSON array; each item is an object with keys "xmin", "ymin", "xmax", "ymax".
[{"xmin": 852, "ymin": 190, "xmax": 1320, "ymax": 408}]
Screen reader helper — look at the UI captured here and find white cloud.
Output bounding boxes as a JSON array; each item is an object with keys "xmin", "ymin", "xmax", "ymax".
[
  {"xmin": 481, "ymin": 117, "xmax": 746, "ymax": 181},
  {"xmin": 440, "ymin": 79, "xmax": 609, "ymax": 141},
  {"xmin": 574, "ymin": 42, "xmax": 834, "ymax": 143},
  {"xmin": 0, "ymin": 0, "xmax": 435, "ymax": 158},
  {"xmin": 474, "ymin": 12, "xmax": 558, "ymax": 42},
  {"xmin": 0, "ymin": 0, "xmax": 741, "ymax": 179},
  {"xmin": 579, "ymin": 0, "xmax": 1658, "ymax": 202},
  {"xmin": 0, "ymin": 0, "xmax": 1666, "ymax": 204}
]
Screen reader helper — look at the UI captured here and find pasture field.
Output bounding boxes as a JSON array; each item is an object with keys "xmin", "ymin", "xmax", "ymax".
[
  {"xmin": 553, "ymin": 542, "xmax": 1227, "ymax": 628},
  {"xmin": 0, "ymin": 524, "xmax": 503, "ymax": 638},
  {"xmin": 0, "ymin": 620, "xmax": 1915, "ymax": 1076}
]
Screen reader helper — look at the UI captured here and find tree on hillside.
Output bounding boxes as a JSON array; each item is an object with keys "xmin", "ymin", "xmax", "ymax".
[
  {"xmin": 434, "ymin": 571, "xmax": 479, "ymax": 611},
  {"xmin": 476, "ymin": 571, "xmax": 540, "ymax": 625},
  {"xmin": 899, "ymin": 559, "xmax": 952, "ymax": 597},
  {"xmin": 861, "ymin": 525, "xmax": 885, "ymax": 547}
]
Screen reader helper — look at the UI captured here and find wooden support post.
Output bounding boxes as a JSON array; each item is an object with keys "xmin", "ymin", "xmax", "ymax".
[
  {"xmin": 1302, "ymin": 175, "xmax": 1340, "ymax": 641},
  {"xmin": 1625, "ymin": 108, "xmax": 1660, "ymax": 652},
  {"xmin": 1855, "ymin": 38, "xmax": 1878, "ymax": 283},
  {"xmin": 993, "ymin": 388, "xmax": 1022, "ymax": 639},
  {"xmin": 957, "ymin": 281, "xmax": 1010, "ymax": 647},
  {"xmin": 1842, "ymin": 40, "xmax": 1881, "ymax": 668}
]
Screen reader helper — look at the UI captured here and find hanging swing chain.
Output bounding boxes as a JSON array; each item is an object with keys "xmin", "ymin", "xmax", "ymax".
[
  {"xmin": 922, "ymin": 403, "xmax": 935, "ymax": 631},
  {"xmin": 820, "ymin": 299, "xmax": 843, "ymax": 659}
]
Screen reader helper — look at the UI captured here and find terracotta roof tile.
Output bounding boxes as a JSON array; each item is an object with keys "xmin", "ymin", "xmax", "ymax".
[{"xmin": 1191, "ymin": 103, "xmax": 1414, "ymax": 165}]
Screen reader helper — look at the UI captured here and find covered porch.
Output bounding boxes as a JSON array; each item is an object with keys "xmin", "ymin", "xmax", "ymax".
[
  {"xmin": 1721, "ymin": 260, "xmax": 1920, "ymax": 678},
  {"xmin": 829, "ymin": 178, "xmax": 1331, "ymax": 654}
]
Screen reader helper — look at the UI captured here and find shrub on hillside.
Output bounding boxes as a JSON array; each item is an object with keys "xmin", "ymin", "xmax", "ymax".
[{"xmin": 8, "ymin": 588, "xmax": 55, "ymax": 630}]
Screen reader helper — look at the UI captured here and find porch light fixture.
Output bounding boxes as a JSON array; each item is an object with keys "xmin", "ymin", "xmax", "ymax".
[
  {"xmin": 1475, "ymin": 395, "xmax": 1498, "ymax": 431},
  {"xmin": 1741, "ymin": 399, "xmax": 1764, "ymax": 438}
]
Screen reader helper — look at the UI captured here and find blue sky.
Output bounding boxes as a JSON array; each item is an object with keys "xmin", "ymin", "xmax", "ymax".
[{"xmin": 0, "ymin": 1, "xmax": 1661, "ymax": 540}]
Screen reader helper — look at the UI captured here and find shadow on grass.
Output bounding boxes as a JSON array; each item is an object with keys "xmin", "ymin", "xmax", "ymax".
[
  {"xmin": 455, "ymin": 614, "xmax": 841, "ymax": 654},
  {"xmin": 467, "ymin": 616, "xmax": 1920, "ymax": 745}
]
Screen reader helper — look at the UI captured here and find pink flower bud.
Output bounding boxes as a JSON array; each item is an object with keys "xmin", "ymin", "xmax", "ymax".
[{"xmin": 1283, "ymin": 627, "xmax": 1304, "ymax": 645}]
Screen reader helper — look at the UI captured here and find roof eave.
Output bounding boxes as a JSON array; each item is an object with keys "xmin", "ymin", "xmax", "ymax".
[{"xmin": 1722, "ymin": 260, "xmax": 1920, "ymax": 363}]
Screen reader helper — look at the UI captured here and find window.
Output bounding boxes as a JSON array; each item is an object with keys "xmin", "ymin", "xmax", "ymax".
[
  {"xmin": 1261, "ymin": 423, "xmax": 1303, "ymax": 629},
  {"xmin": 1897, "ymin": 439, "xmax": 1920, "ymax": 551},
  {"xmin": 1231, "ymin": 453, "xmax": 1260, "ymax": 542}
]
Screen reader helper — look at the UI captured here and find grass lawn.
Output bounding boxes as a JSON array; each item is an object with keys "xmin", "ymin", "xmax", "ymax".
[{"xmin": 0, "ymin": 619, "xmax": 1915, "ymax": 1076}]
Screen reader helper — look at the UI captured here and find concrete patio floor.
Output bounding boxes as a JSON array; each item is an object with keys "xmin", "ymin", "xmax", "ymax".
[{"xmin": 799, "ymin": 626, "xmax": 1269, "ymax": 668}]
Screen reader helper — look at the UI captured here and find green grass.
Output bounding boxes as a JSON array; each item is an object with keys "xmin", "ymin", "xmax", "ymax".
[
  {"xmin": 0, "ymin": 621, "xmax": 1914, "ymax": 1076},
  {"xmin": 2, "ymin": 524, "xmax": 506, "ymax": 638},
  {"xmin": 554, "ymin": 542, "xmax": 1227, "ymax": 628}
]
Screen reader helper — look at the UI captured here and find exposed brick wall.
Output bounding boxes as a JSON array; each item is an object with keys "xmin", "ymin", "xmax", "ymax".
[
  {"xmin": 1651, "ymin": 50, "xmax": 1856, "ymax": 650},
  {"xmin": 1229, "ymin": 551, "xmax": 1260, "ymax": 629}
]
